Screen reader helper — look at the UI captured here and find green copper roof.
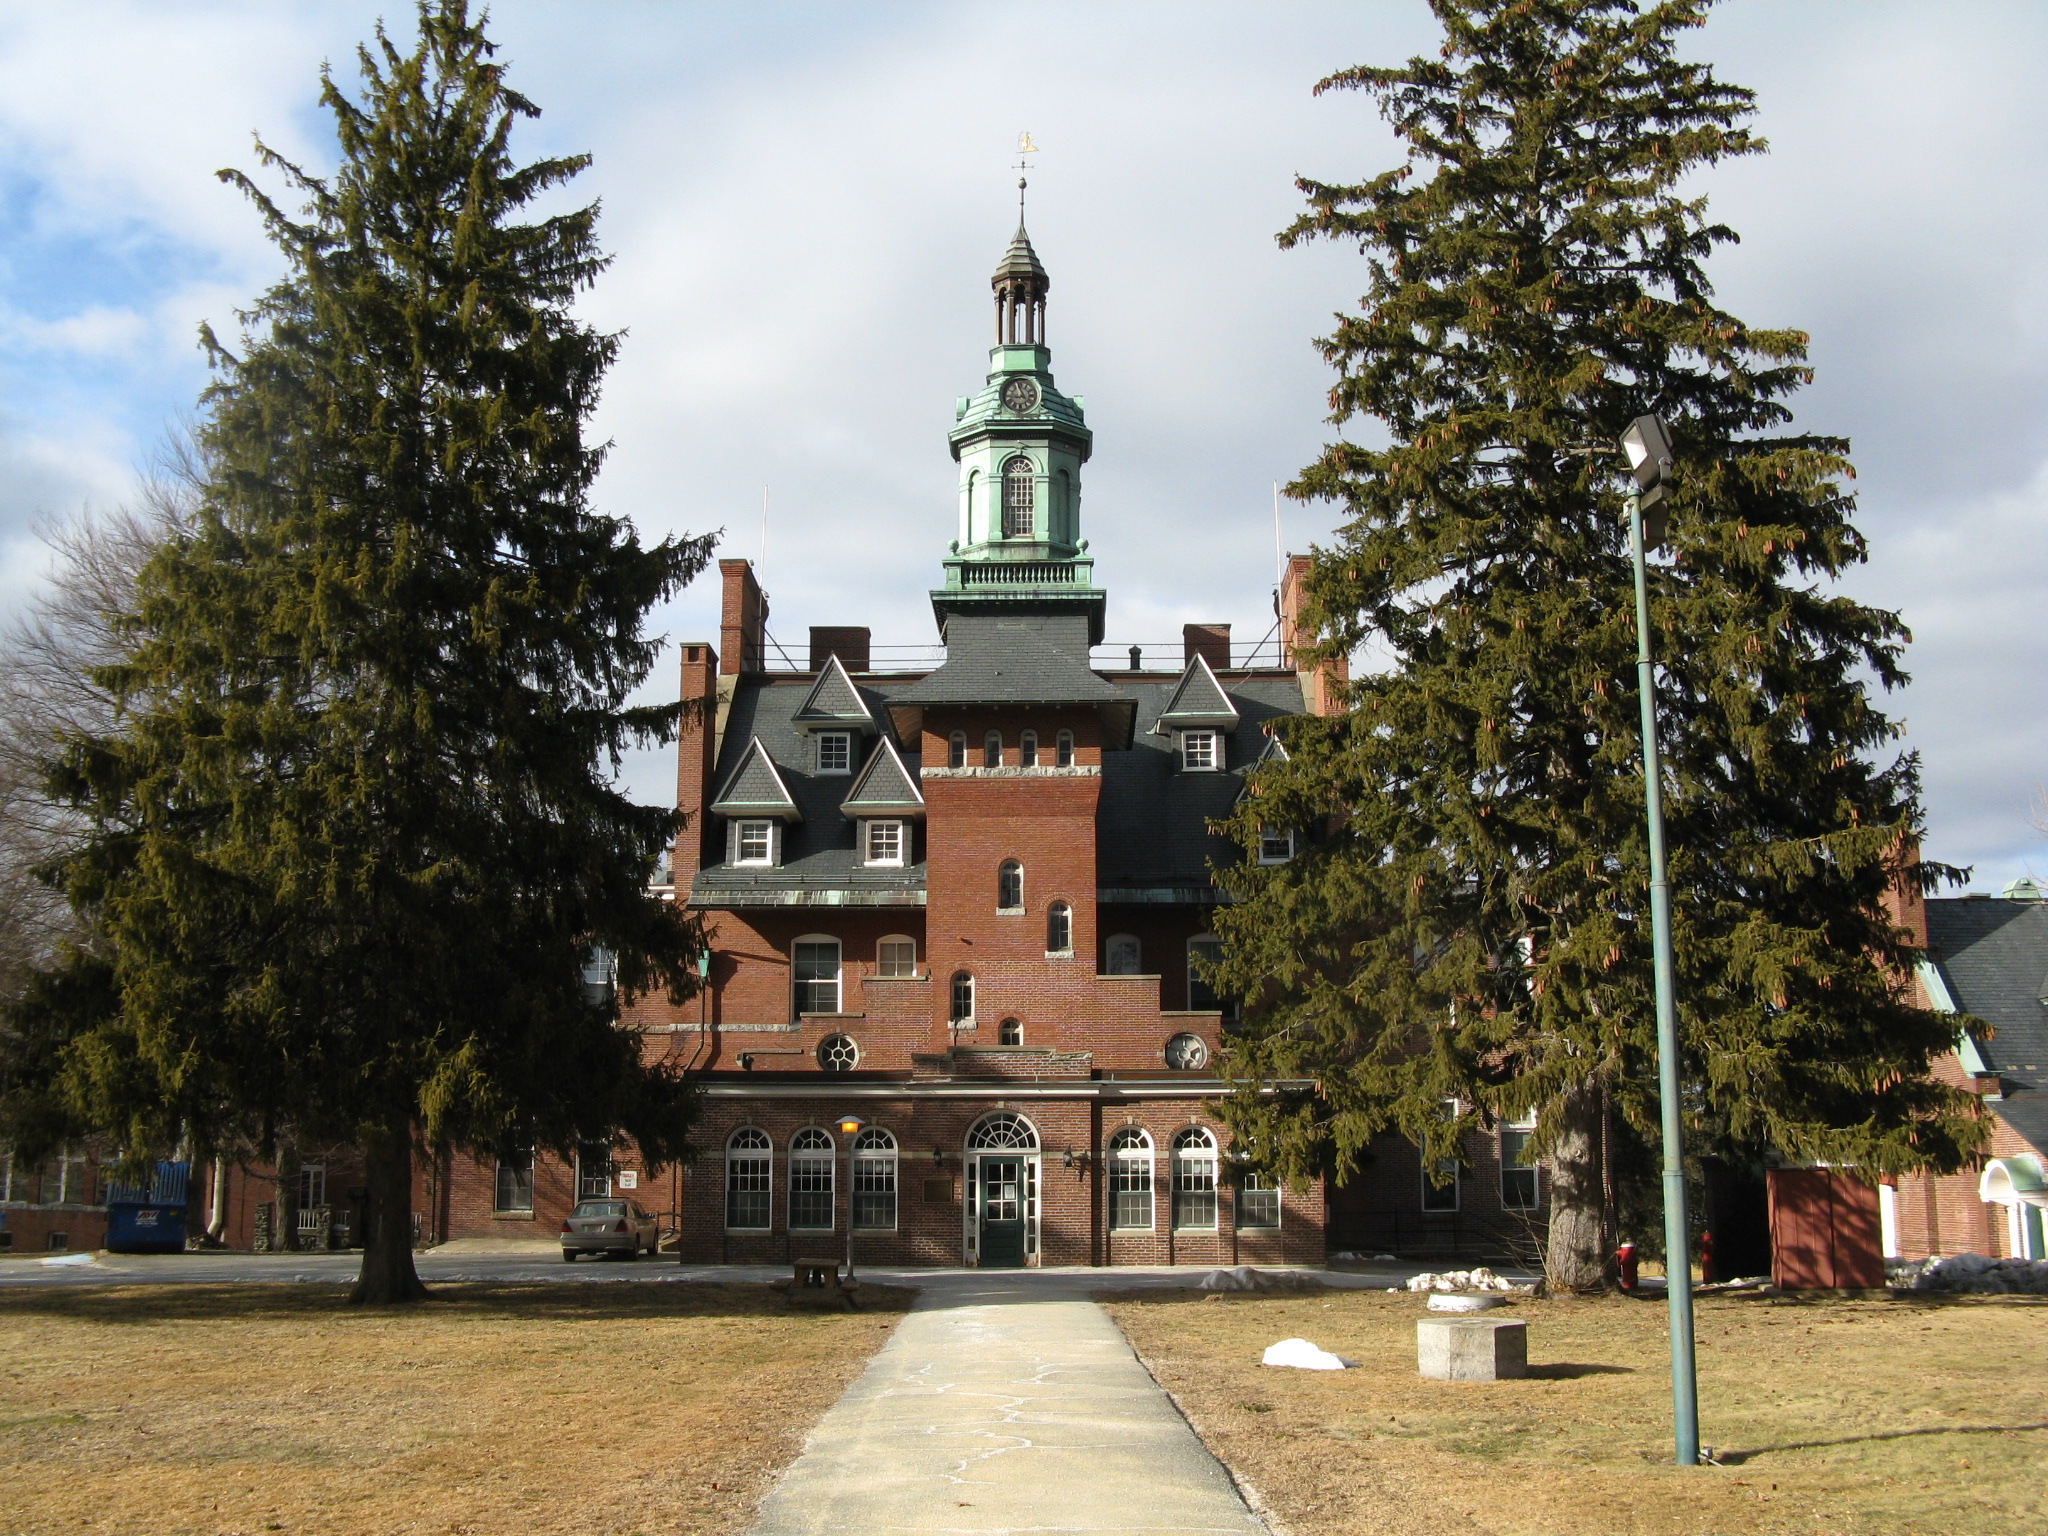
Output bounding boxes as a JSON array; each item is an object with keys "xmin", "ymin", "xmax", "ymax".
[{"xmin": 994, "ymin": 222, "xmax": 1048, "ymax": 286}]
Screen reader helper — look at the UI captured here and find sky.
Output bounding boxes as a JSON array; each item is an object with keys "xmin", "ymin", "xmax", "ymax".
[{"xmin": 0, "ymin": 1, "xmax": 2043, "ymax": 890}]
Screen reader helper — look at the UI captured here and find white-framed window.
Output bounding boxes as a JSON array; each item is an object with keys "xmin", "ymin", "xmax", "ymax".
[
  {"xmin": 852, "ymin": 1127, "xmax": 897, "ymax": 1230},
  {"xmin": 1239, "ymin": 1169, "xmax": 1281, "ymax": 1230},
  {"xmin": 818, "ymin": 1034, "xmax": 859, "ymax": 1072},
  {"xmin": 950, "ymin": 970, "xmax": 975, "ymax": 1024},
  {"xmin": 815, "ymin": 731, "xmax": 852, "ymax": 775},
  {"xmin": 1020, "ymin": 729, "xmax": 1039, "ymax": 767},
  {"xmin": 1186, "ymin": 934, "xmax": 1230, "ymax": 1015},
  {"xmin": 577, "ymin": 1145, "xmax": 613, "ymax": 1200},
  {"xmin": 999, "ymin": 1017, "xmax": 1023, "ymax": 1046},
  {"xmin": 789, "ymin": 1128, "xmax": 835, "ymax": 1230},
  {"xmin": 948, "ymin": 731, "xmax": 967, "ymax": 768},
  {"xmin": 1104, "ymin": 934, "xmax": 1142, "ymax": 975},
  {"xmin": 0, "ymin": 1150, "xmax": 13, "ymax": 1203},
  {"xmin": 732, "ymin": 819, "xmax": 776, "ymax": 866},
  {"xmin": 31, "ymin": 1147, "xmax": 88, "ymax": 1206},
  {"xmin": 495, "ymin": 1150, "xmax": 535, "ymax": 1213},
  {"xmin": 1045, "ymin": 901, "xmax": 1073, "ymax": 955},
  {"xmin": 726, "ymin": 1128, "xmax": 772, "ymax": 1230},
  {"xmin": 1109, "ymin": 1127, "xmax": 1154, "ymax": 1230},
  {"xmin": 1258, "ymin": 825, "xmax": 1295, "ymax": 864},
  {"xmin": 863, "ymin": 819, "xmax": 905, "ymax": 867},
  {"xmin": 1171, "ymin": 1127, "xmax": 1219, "ymax": 1230},
  {"xmin": 984, "ymin": 730, "xmax": 1003, "ymax": 768},
  {"xmin": 298, "ymin": 1160, "xmax": 327, "ymax": 1211},
  {"xmin": 1178, "ymin": 730, "xmax": 1219, "ymax": 772},
  {"xmin": 793, "ymin": 937, "xmax": 842, "ymax": 1016},
  {"xmin": 1056, "ymin": 729, "xmax": 1074, "ymax": 767},
  {"xmin": 998, "ymin": 860, "xmax": 1023, "ymax": 911},
  {"xmin": 1002, "ymin": 454, "xmax": 1035, "ymax": 538},
  {"xmin": 877, "ymin": 936, "xmax": 918, "ymax": 978},
  {"xmin": 1424, "ymin": 1100, "xmax": 1461, "ymax": 1211},
  {"xmin": 1500, "ymin": 1113, "xmax": 1539, "ymax": 1210}
]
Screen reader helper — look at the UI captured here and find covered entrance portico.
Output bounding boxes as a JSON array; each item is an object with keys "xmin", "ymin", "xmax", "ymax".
[{"xmin": 963, "ymin": 1112, "xmax": 1040, "ymax": 1268}]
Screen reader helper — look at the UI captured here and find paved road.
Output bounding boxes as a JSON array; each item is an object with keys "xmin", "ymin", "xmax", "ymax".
[{"xmin": 751, "ymin": 1271, "xmax": 1271, "ymax": 1536}]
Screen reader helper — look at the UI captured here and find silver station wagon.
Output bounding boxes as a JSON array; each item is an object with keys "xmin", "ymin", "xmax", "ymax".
[{"xmin": 559, "ymin": 1198, "xmax": 660, "ymax": 1261}]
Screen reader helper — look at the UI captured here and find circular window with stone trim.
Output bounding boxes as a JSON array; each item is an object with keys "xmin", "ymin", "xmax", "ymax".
[
  {"xmin": 1164, "ymin": 1032, "xmax": 1210, "ymax": 1071},
  {"xmin": 818, "ymin": 1035, "xmax": 860, "ymax": 1072}
]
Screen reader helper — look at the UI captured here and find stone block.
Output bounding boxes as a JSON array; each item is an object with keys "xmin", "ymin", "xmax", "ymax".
[{"xmin": 1417, "ymin": 1315, "xmax": 1527, "ymax": 1381}]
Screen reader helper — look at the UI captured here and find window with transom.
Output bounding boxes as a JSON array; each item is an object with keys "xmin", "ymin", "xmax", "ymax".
[
  {"xmin": 967, "ymin": 1112, "xmax": 1037, "ymax": 1151},
  {"xmin": 984, "ymin": 730, "xmax": 1002, "ymax": 768},
  {"xmin": 789, "ymin": 1128, "xmax": 835, "ymax": 1231},
  {"xmin": 863, "ymin": 819, "xmax": 905, "ymax": 867},
  {"xmin": 950, "ymin": 971, "xmax": 975, "ymax": 1024},
  {"xmin": 877, "ymin": 937, "xmax": 917, "ymax": 978},
  {"xmin": 948, "ymin": 731, "xmax": 967, "ymax": 768},
  {"xmin": 852, "ymin": 1128, "xmax": 897, "ymax": 1230},
  {"xmin": 726, "ymin": 1129, "xmax": 771, "ymax": 1230},
  {"xmin": 1109, "ymin": 1128, "xmax": 1154, "ymax": 1230},
  {"xmin": 815, "ymin": 731, "xmax": 852, "ymax": 775},
  {"xmin": 998, "ymin": 861, "xmax": 1023, "ymax": 911},
  {"xmin": 1178, "ymin": 730, "xmax": 1219, "ymax": 771},
  {"xmin": 1002, "ymin": 455, "xmax": 1035, "ymax": 538},
  {"xmin": 1238, "ymin": 1169, "xmax": 1281, "ymax": 1229},
  {"xmin": 793, "ymin": 937, "xmax": 842, "ymax": 1016},
  {"xmin": 1020, "ymin": 730, "xmax": 1038, "ymax": 767},
  {"xmin": 1172, "ymin": 1127, "xmax": 1219, "ymax": 1230},
  {"xmin": 577, "ymin": 1145, "xmax": 612, "ymax": 1200},
  {"xmin": 1056, "ymin": 729, "xmax": 1074, "ymax": 767},
  {"xmin": 1046, "ymin": 901, "xmax": 1072, "ymax": 955}
]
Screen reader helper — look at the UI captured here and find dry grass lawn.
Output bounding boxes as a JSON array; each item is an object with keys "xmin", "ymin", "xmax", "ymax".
[
  {"xmin": 0, "ymin": 1281, "xmax": 912, "ymax": 1536},
  {"xmin": 1103, "ymin": 1285, "xmax": 2048, "ymax": 1536}
]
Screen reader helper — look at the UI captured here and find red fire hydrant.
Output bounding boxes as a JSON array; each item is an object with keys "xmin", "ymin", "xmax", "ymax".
[
  {"xmin": 1615, "ymin": 1240, "xmax": 1640, "ymax": 1292},
  {"xmin": 1698, "ymin": 1229, "xmax": 1716, "ymax": 1285}
]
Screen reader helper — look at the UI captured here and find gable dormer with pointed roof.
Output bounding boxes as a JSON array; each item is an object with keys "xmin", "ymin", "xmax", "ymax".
[
  {"xmin": 839, "ymin": 736, "xmax": 926, "ymax": 820},
  {"xmin": 1153, "ymin": 653, "xmax": 1241, "ymax": 734},
  {"xmin": 791, "ymin": 653, "xmax": 877, "ymax": 736},
  {"xmin": 708, "ymin": 736, "xmax": 803, "ymax": 821}
]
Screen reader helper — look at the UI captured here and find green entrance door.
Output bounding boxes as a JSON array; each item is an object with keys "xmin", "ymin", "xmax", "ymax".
[{"xmin": 979, "ymin": 1158, "xmax": 1027, "ymax": 1268}]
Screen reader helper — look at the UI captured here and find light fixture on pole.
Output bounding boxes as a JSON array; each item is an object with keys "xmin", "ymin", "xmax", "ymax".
[
  {"xmin": 836, "ymin": 1116, "xmax": 865, "ymax": 1281},
  {"xmin": 1619, "ymin": 411, "xmax": 1701, "ymax": 1467}
]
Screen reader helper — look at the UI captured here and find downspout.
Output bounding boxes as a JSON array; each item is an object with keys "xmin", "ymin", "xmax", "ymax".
[{"xmin": 207, "ymin": 1157, "xmax": 229, "ymax": 1244}]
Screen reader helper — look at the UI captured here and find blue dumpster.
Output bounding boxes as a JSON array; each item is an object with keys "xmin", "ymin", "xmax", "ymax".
[{"xmin": 103, "ymin": 1162, "xmax": 191, "ymax": 1254}]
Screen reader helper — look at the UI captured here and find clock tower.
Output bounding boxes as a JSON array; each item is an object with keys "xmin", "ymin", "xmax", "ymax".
[{"xmin": 934, "ymin": 205, "xmax": 1103, "ymax": 642}]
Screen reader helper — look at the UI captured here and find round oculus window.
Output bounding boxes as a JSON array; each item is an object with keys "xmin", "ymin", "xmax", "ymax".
[
  {"xmin": 818, "ymin": 1035, "xmax": 859, "ymax": 1072},
  {"xmin": 1164, "ymin": 1032, "xmax": 1210, "ymax": 1071},
  {"xmin": 1001, "ymin": 378, "xmax": 1040, "ymax": 413}
]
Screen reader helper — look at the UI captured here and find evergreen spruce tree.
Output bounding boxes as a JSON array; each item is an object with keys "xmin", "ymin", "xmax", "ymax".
[
  {"xmin": 3, "ymin": 1, "xmax": 711, "ymax": 1302},
  {"xmin": 1213, "ymin": 0, "xmax": 1986, "ymax": 1286}
]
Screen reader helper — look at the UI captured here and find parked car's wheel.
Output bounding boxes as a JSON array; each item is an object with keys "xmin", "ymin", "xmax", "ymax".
[{"xmin": 562, "ymin": 1249, "xmax": 576, "ymax": 1263}]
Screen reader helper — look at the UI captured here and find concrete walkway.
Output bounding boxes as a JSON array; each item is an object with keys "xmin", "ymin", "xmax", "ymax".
[{"xmin": 751, "ymin": 1272, "xmax": 1267, "ymax": 1536}]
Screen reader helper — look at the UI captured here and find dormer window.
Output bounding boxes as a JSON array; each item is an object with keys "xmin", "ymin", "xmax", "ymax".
[
  {"xmin": 1258, "ymin": 825, "xmax": 1295, "ymax": 864},
  {"xmin": 863, "ymin": 819, "xmax": 905, "ymax": 867},
  {"xmin": 815, "ymin": 731, "xmax": 852, "ymax": 775},
  {"xmin": 732, "ymin": 819, "xmax": 776, "ymax": 866},
  {"xmin": 1178, "ymin": 730, "xmax": 1219, "ymax": 772},
  {"xmin": 1002, "ymin": 455, "xmax": 1034, "ymax": 538}
]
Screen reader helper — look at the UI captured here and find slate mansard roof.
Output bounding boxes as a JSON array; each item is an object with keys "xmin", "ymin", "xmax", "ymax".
[
  {"xmin": 1924, "ymin": 896, "xmax": 2048, "ymax": 1153},
  {"xmin": 687, "ymin": 652, "xmax": 1304, "ymax": 909}
]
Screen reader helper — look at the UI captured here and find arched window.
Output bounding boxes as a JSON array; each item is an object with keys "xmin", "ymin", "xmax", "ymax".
[
  {"xmin": 984, "ymin": 730, "xmax": 1003, "ymax": 768},
  {"xmin": 998, "ymin": 860, "xmax": 1023, "ymax": 911},
  {"xmin": 965, "ymin": 468, "xmax": 980, "ymax": 527},
  {"xmin": 1172, "ymin": 1127, "xmax": 1219, "ymax": 1230},
  {"xmin": 852, "ymin": 1127, "xmax": 898, "ymax": 1230},
  {"xmin": 966, "ymin": 1112, "xmax": 1038, "ymax": 1151},
  {"xmin": 1055, "ymin": 468, "xmax": 1071, "ymax": 528},
  {"xmin": 1046, "ymin": 901, "xmax": 1073, "ymax": 955},
  {"xmin": 789, "ymin": 1127, "xmax": 835, "ymax": 1231},
  {"xmin": 1104, "ymin": 934, "xmax": 1142, "ymax": 975},
  {"xmin": 1108, "ymin": 1127, "xmax": 1154, "ymax": 1230},
  {"xmin": 950, "ymin": 971, "xmax": 975, "ymax": 1023},
  {"xmin": 1019, "ymin": 729, "xmax": 1038, "ymax": 767},
  {"xmin": 999, "ymin": 1017, "xmax": 1023, "ymax": 1046},
  {"xmin": 1002, "ymin": 455, "xmax": 1035, "ymax": 538},
  {"xmin": 948, "ymin": 731, "xmax": 967, "ymax": 769},
  {"xmin": 793, "ymin": 937, "xmax": 841, "ymax": 1017},
  {"xmin": 725, "ymin": 1128, "xmax": 771, "ymax": 1231},
  {"xmin": 1056, "ymin": 729, "xmax": 1075, "ymax": 767}
]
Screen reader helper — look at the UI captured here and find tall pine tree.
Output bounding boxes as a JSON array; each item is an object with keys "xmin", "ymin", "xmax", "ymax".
[
  {"xmin": 1213, "ymin": 0, "xmax": 1985, "ymax": 1286},
  {"xmin": 3, "ymin": 1, "xmax": 711, "ymax": 1302}
]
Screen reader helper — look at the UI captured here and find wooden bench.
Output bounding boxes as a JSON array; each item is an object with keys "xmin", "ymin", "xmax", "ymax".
[{"xmin": 773, "ymin": 1258, "xmax": 860, "ymax": 1310}]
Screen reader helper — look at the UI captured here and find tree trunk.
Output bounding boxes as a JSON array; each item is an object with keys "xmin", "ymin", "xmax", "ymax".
[
  {"xmin": 350, "ymin": 1124, "xmax": 428, "ymax": 1305},
  {"xmin": 1545, "ymin": 1077, "xmax": 1608, "ymax": 1291},
  {"xmin": 276, "ymin": 1141, "xmax": 302, "ymax": 1253}
]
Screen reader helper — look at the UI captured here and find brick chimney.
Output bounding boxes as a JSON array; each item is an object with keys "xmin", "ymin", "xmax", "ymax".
[
  {"xmin": 672, "ymin": 641, "xmax": 721, "ymax": 896},
  {"xmin": 809, "ymin": 626, "xmax": 871, "ymax": 672},
  {"xmin": 719, "ymin": 559, "xmax": 768, "ymax": 676},
  {"xmin": 1183, "ymin": 623, "xmax": 1231, "ymax": 671},
  {"xmin": 1280, "ymin": 554, "xmax": 1348, "ymax": 716}
]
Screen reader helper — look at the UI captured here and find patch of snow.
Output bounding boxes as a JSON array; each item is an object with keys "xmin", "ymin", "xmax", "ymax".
[
  {"xmin": 1262, "ymin": 1337, "xmax": 1358, "ymax": 1370},
  {"xmin": 1197, "ymin": 1266, "xmax": 1322, "ymax": 1293},
  {"xmin": 1403, "ymin": 1266, "xmax": 1524, "ymax": 1293},
  {"xmin": 38, "ymin": 1251, "xmax": 97, "ymax": 1267},
  {"xmin": 1888, "ymin": 1253, "xmax": 2048, "ymax": 1294}
]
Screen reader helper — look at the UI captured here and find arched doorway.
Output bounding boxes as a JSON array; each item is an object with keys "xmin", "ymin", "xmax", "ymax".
[{"xmin": 964, "ymin": 1112, "xmax": 1040, "ymax": 1267}]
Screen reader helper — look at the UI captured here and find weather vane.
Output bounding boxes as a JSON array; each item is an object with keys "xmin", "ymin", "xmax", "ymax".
[{"xmin": 1013, "ymin": 131, "xmax": 1038, "ymax": 214}]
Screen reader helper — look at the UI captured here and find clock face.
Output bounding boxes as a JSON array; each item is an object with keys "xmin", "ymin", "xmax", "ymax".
[{"xmin": 1002, "ymin": 378, "xmax": 1040, "ymax": 413}]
